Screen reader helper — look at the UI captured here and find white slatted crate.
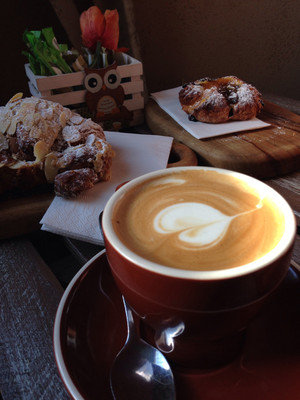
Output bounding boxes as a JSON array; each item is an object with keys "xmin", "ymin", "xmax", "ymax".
[{"xmin": 24, "ymin": 53, "xmax": 144, "ymax": 128}]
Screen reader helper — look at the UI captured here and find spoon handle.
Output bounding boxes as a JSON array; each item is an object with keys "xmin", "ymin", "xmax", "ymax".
[{"xmin": 122, "ymin": 296, "xmax": 136, "ymax": 334}]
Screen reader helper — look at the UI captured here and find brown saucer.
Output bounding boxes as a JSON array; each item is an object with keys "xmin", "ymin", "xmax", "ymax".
[{"xmin": 54, "ymin": 250, "xmax": 300, "ymax": 400}]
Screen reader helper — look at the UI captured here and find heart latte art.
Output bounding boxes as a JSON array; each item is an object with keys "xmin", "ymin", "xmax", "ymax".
[
  {"xmin": 153, "ymin": 202, "xmax": 256, "ymax": 247},
  {"xmin": 112, "ymin": 169, "xmax": 285, "ymax": 271}
]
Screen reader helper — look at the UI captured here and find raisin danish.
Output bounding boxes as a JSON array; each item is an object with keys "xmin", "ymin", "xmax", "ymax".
[
  {"xmin": 0, "ymin": 94, "xmax": 114, "ymax": 198},
  {"xmin": 179, "ymin": 76, "xmax": 263, "ymax": 123}
]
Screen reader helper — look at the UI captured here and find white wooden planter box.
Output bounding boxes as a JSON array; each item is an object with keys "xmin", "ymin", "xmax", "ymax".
[{"xmin": 24, "ymin": 53, "xmax": 144, "ymax": 127}]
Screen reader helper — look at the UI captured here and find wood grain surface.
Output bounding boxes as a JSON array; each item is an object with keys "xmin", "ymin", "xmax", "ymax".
[
  {"xmin": 0, "ymin": 239, "xmax": 70, "ymax": 400},
  {"xmin": 266, "ymin": 171, "xmax": 300, "ymax": 226},
  {"xmin": 145, "ymin": 99, "xmax": 300, "ymax": 179},
  {"xmin": 0, "ymin": 191, "xmax": 53, "ymax": 240}
]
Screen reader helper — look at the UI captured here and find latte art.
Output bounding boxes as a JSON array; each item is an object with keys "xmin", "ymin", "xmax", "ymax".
[
  {"xmin": 153, "ymin": 202, "xmax": 262, "ymax": 248},
  {"xmin": 112, "ymin": 169, "xmax": 285, "ymax": 271}
]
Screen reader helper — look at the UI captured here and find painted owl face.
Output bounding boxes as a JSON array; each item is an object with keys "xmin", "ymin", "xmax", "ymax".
[
  {"xmin": 84, "ymin": 66, "xmax": 122, "ymax": 95},
  {"xmin": 84, "ymin": 62, "xmax": 125, "ymax": 119}
]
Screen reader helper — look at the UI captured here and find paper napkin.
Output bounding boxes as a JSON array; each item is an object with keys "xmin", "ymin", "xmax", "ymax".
[
  {"xmin": 40, "ymin": 131, "xmax": 173, "ymax": 245},
  {"xmin": 151, "ymin": 87, "xmax": 270, "ymax": 139}
]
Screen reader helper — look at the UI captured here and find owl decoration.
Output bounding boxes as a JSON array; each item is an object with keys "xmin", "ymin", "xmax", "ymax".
[{"xmin": 84, "ymin": 62, "xmax": 133, "ymax": 129}]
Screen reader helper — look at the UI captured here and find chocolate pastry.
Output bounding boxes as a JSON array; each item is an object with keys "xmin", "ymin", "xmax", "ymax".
[{"xmin": 179, "ymin": 76, "xmax": 263, "ymax": 123}]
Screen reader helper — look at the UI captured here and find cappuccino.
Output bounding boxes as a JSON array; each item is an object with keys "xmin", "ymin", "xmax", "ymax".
[{"xmin": 111, "ymin": 168, "xmax": 285, "ymax": 271}]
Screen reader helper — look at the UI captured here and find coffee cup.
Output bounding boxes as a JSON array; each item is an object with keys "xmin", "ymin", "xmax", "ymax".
[{"xmin": 102, "ymin": 166, "xmax": 296, "ymax": 369}]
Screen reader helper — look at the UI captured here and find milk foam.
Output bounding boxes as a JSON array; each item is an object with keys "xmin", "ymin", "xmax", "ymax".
[
  {"xmin": 154, "ymin": 202, "xmax": 232, "ymax": 247},
  {"xmin": 151, "ymin": 177, "xmax": 186, "ymax": 186},
  {"xmin": 153, "ymin": 201, "xmax": 263, "ymax": 248},
  {"xmin": 111, "ymin": 169, "xmax": 284, "ymax": 271}
]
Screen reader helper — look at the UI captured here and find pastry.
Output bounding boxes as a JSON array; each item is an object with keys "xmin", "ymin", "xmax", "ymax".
[
  {"xmin": 179, "ymin": 76, "xmax": 264, "ymax": 123},
  {"xmin": 0, "ymin": 94, "xmax": 114, "ymax": 198}
]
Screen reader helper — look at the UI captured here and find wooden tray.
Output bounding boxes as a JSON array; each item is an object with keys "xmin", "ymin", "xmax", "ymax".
[{"xmin": 145, "ymin": 99, "xmax": 300, "ymax": 179}]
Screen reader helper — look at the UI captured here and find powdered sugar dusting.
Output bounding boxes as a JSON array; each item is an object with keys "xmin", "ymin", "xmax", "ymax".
[
  {"xmin": 187, "ymin": 84, "xmax": 204, "ymax": 96},
  {"xmin": 236, "ymin": 85, "xmax": 255, "ymax": 106},
  {"xmin": 202, "ymin": 88, "xmax": 225, "ymax": 107}
]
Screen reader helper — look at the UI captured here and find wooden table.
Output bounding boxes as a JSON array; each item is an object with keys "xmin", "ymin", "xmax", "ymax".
[{"xmin": 0, "ymin": 95, "xmax": 299, "ymax": 400}]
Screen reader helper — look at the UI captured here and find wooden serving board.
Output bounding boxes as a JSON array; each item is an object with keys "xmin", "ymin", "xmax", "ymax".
[
  {"xmin": 0, "ymin": 191, "xmax": 54, "ymax": 240},
  {"xmin": 145, "ymin": 99, "xmax": 300, "ymax": 179}
]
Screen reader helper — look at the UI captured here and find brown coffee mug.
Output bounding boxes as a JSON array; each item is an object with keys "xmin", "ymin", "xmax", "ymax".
[{"xmin": 102, "ymin": 167, "xmax": 296, "ymax": 369}]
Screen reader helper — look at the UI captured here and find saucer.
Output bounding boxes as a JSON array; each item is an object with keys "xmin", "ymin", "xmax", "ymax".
[{"xmin": 54, "ymin": 250, "xmax": 300, "ymax": 400}]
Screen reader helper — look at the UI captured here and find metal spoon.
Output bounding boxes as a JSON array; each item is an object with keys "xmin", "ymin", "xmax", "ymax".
[{"xmin": 110, "ymin": 296, "xmax": 176, "ymax": 400}]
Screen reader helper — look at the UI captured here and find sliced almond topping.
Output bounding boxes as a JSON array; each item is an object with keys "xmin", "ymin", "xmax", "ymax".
[
  {"xmin": 70, "ymin": 114, "xmax": 84, "ymax": 125},
  {"xmin": 59, "ymin": 111, "xmax": 68, "ymax": 127},
  {"xmin": 44, "ymin": 153, "xmax": 59, "ymax": 182},
  {"xmin": 7, "ymin": 92, "xmax": 23, "ymax": 104},
  {"xmin": 62, "ymin": 125, "xmax": 81, "ymax": 143},
  {"xmin": 34, "ymin": 140, "xmax": 49, "ymax": 162},
  {"xmin": 7, "ymin": 118, "xmax": 17, "ymax": 135}
]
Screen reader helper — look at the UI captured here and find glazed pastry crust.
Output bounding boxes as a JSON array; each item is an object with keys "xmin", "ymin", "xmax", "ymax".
[
  {"xmin": 179, "ymin": 76, "xmax": 264, "ymax": 123},
  {"xmin": 0, "ymin": 94, "xmax": 114, "ymax": 198}
]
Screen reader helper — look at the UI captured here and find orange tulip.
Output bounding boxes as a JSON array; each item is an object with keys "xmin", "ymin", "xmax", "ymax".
[
  {"xmin": 101, "ymin": 9, "xmax": 119, "ymax": 50},
  {"xmin": 80, "ymin": 6, "xmax": 120, "ymax": 51}
]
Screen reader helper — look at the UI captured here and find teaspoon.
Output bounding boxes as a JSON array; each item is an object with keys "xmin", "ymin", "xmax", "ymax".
[{"xmin": 110, "ymin": 296, "xmax": 176, "ymax": 400}]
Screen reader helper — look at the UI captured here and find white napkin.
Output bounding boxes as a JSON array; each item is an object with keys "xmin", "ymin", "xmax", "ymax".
[
  {"xmin": 151, "ymin": 87, "xmax": 270, "ymax": 139},
  {"xmin": 40, "ymin": 131, "xmax": 173, "ymax": 245}
]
